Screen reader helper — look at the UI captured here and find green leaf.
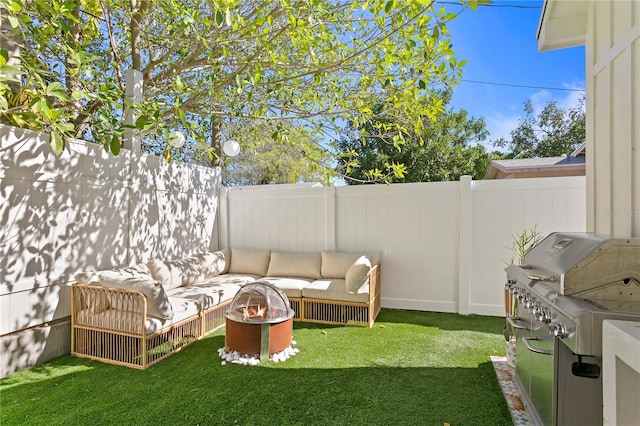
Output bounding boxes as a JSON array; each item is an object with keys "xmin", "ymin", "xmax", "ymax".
[
  {"xmin": 0, "ymin": 49, "xmax": 7, "ymax": 66},
  {"xmin": 49, "ymin": 131, "xmax": 65, "ymax": 155},
  {"xmin": 163, "ymin": 145, "xmax": 172, "ymax": 162},
  {"xmin": 225, "ymin": 7, "xmax": 232, "ymax": 27},
  {"xmin": 8, "ymin": 15, "xmax": 19, "ymax": 28},
  {"xmin": 10, "ymin": 1, "xmax": 23, "ymax": 12},
  {"xmin": 110, "ymin": 136, "xmax": 121, "ymax": 155},
  {"xmin": 0, "ymin": 64, "xmax": 21, "ymax": 75},
  {"xmin": 215, "ymin": 10, "xmax": 224, "ymax": 27}
]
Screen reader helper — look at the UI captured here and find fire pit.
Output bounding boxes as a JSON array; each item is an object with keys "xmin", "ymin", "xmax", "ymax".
[{"xmin": 225, "ymin": 281, "xmax": 295, "ymax": 361}]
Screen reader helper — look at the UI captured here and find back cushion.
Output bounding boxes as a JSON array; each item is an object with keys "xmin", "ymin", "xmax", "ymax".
[
  {"xmin": 266, "ymin": 252, "xmax": 321, "ymax": 279},
  {"xmin": 97, "ymin": 271, "xmax": 174, "ymax": 320},
  {"xmin": 228, "ymin": 248, "xmax": 271, "ymax": 276},
  {"xmin": 321, "ymin": 251, "xmax": 361, "ymax": 278},
  {"xmin": 147, "ymin": 257, "xmax": 204, "ymax": 291},
  {"xmin": 197, "ymin": 250, "xmax": 229, "ymax": 277}
]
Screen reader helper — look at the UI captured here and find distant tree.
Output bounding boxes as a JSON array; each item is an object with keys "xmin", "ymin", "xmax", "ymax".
[
  {"xmin": 335, "ymin": 91, "xmax": 491, "ymax": 183},
  {"xmin": 492, "ymin": 96, "xmax": 585, "ymax": 158},
  {"xmin": 222, "ymin": 124, "xmax": 332, "ymax": 186}
]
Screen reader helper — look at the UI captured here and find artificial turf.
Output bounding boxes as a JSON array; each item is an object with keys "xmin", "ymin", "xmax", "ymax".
[{"xmin": 0, "ymin": 309, "xmax": 512, "ymax": 425}]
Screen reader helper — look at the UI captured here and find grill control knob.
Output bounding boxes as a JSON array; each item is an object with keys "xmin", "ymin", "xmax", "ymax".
[
  {"xmin": 549, "ymin": 323, "xmax": 567, "ymax": 338},
  {"xmin": 531, "ymin": 303, "xmax": 541, "ymax": 316},
  {"xmin": 535, "ymin": 308, "xmax": 550, "ymax": 323}
]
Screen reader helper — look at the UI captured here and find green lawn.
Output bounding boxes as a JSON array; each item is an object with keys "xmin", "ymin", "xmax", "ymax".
[{"xmin": 0, "ymin": 309, "xmax": 512, "ymax": 426}]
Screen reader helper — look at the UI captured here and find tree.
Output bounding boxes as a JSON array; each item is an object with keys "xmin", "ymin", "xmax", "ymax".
[
  {"xmin": 492, "ymin": 96, "xmax": 586, "ymax": 158},
  {"xmin": 0, "ymin": 0, "xmax": 484, "ymax": 181},
  {"xmin": 335, "ymin": 90, "xmax": 491, "ymax": 183},
  {"xmin": 222, "ymin": 123, "xmax": 332, "ymax": 186}
]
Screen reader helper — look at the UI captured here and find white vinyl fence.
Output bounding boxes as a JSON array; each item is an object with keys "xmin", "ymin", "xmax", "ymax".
[
  {"xmin": 0, "ymin": 124, "xmax": 220, "ymax": 377},
  {"xmin": 1, "ymin": 122, "xmax": 587, "ymax": 377},
  {"xmin": 219, "ymin": 176, "xmax": 587, "ymax": 317}
]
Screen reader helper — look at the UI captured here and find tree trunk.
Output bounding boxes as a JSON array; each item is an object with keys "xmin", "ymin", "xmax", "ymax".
[
  {"xmin": 130, "ymin": 0, "xmax": 147, "ymax": 71},
  {"xmin": 210, "ymin": 116, "xmax": 222, "ymax": 167}
]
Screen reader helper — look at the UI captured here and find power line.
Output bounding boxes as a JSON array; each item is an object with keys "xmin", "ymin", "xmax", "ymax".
[
  {"xmin": 460, "ymin": 79, "xmax": 585, "ymax": 92},
  {"xmin": 436, "ymin": 1, "xmax": 542, "ymax": 9}
]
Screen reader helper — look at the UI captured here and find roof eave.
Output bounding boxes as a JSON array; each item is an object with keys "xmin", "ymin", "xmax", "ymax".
[{"xmin": 537, "ymin": 0, "xmax": 590, "ymax": 52}]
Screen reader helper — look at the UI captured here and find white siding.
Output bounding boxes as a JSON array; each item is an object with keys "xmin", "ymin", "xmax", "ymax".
[{"xmin": 587, "ymin": 0, "xmax": 640, "ymax": 237}]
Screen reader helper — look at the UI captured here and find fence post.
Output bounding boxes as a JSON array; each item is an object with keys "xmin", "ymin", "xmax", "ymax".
[
  {"xmin": 218, "ymin": 187, "xmax": 230, "ymax": 249},
  {"xmin": 458, "ymin": 175, "xmax": 473, "ymax": 315},
  {"xmin": 325, "ymin": 185, "xmax": 337, "ymax": 250}
]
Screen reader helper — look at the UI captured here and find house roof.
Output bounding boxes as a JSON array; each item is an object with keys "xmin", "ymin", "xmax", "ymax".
[
  {"xmin": 537, "ymin": 0, "xmax": 590, "ymax": 51},
  {"xmin": 484, "ymin": 143, "xmax": 586, "ymax": 180}
]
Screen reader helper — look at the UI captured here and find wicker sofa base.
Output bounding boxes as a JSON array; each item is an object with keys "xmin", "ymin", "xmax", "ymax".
[
  {"xmin": 301, "ymin": 298, "xmax": 375, "ymax": 327},
  {"xmin": 72, "ymin": 314, "xmax": 203, "ymax": 370},
  {"xmin": 71, "ymin": 285, "xmax": 231, "ymax": 370}
]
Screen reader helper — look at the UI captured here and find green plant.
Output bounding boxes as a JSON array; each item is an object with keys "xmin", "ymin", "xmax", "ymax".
[
  {"xmin": 503, "ymin": 226, "xmax": 543, "ymax": 344},
  {"xmin": 505, "ymin": 225, "xmax": 543, "ymax": 266}
]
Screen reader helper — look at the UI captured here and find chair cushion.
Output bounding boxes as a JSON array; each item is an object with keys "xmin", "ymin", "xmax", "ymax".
[
  {"xmin": 167, "ymin": 282, "xmax": 241, "ymax": 310},
  {"xmin": 345, "ymin": 256, "xmax": 372, "ymax": 294},
  {"xmin": 147, "ymin": 257, "xmax": 204, "ymax": 291},
  {"xmin": 228, "ymin": 248, "xmax": 271, "ymax": 276},
  {"xmin": 267, "ymin": 252, "xmax": 321, "ymax": 279},
  {"xmin": 97, "ymin": 272, "xmax": 174, "ymax": 320},
  {"xmin": 303, "ymin": 279, "xmax": 369, "ymax": 303},
  {"xmin": 261, "ymin": 277, "xmax": 313, "ymax": 298},
  {"xmin": 321, "ymin": 251, "xmax": 361, "ymax": 278}
]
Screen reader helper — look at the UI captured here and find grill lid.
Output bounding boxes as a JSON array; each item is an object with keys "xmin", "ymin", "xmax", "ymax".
[{"xmin": 521, "ymin": 232, "xmax": 640, "ymax": 297}]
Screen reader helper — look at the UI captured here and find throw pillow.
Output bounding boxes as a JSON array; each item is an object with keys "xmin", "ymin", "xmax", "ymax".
[
  {"xmin": 345, "ymin": 256, "xmax": 372, "ymax": 294},
  {"xmin": 97, "ymin": 272, "xmax": 174, "ymax": 320},
  {"xmin": 266, "ymin": 252, "xmax": 322, "ymax": 279}
]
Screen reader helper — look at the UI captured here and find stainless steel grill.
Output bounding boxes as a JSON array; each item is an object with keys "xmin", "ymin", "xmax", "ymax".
[{"xmin": 505, "ymin": 232, "xmax": 640, "ymax": 426}]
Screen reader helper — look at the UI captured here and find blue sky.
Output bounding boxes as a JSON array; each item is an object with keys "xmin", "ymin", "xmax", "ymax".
[{"xmin": 443, "ymin": 0, "xmax": 586, "ymax": 150}]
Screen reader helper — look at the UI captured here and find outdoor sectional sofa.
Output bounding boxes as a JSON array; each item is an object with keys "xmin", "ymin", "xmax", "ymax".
[{"xmin": 71, "ymin": 248, "xmax": 381, "ymax": 369}]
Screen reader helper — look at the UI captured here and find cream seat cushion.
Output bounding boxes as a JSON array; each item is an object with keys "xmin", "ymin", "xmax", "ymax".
[
  {"xmin": 261, "ymin": 277, "xmax": 313, "ymax": 298},
  {"xmin": 303, "ymin": 279, "xmax": 369, "ymax": 303},
  {"xmin": 166, "ymin": 282, "xmax": 241, "ymax": 310}
]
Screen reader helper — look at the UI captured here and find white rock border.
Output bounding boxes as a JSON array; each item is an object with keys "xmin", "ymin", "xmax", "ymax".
[{"xmin": 218, "ymin": 339, "xmax": 299, "ymax": 366}]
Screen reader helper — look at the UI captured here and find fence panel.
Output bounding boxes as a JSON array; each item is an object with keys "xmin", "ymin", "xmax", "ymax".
[{"xmin": 222, "ymin": 177, "xmax": 587, "ymax": 316}]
